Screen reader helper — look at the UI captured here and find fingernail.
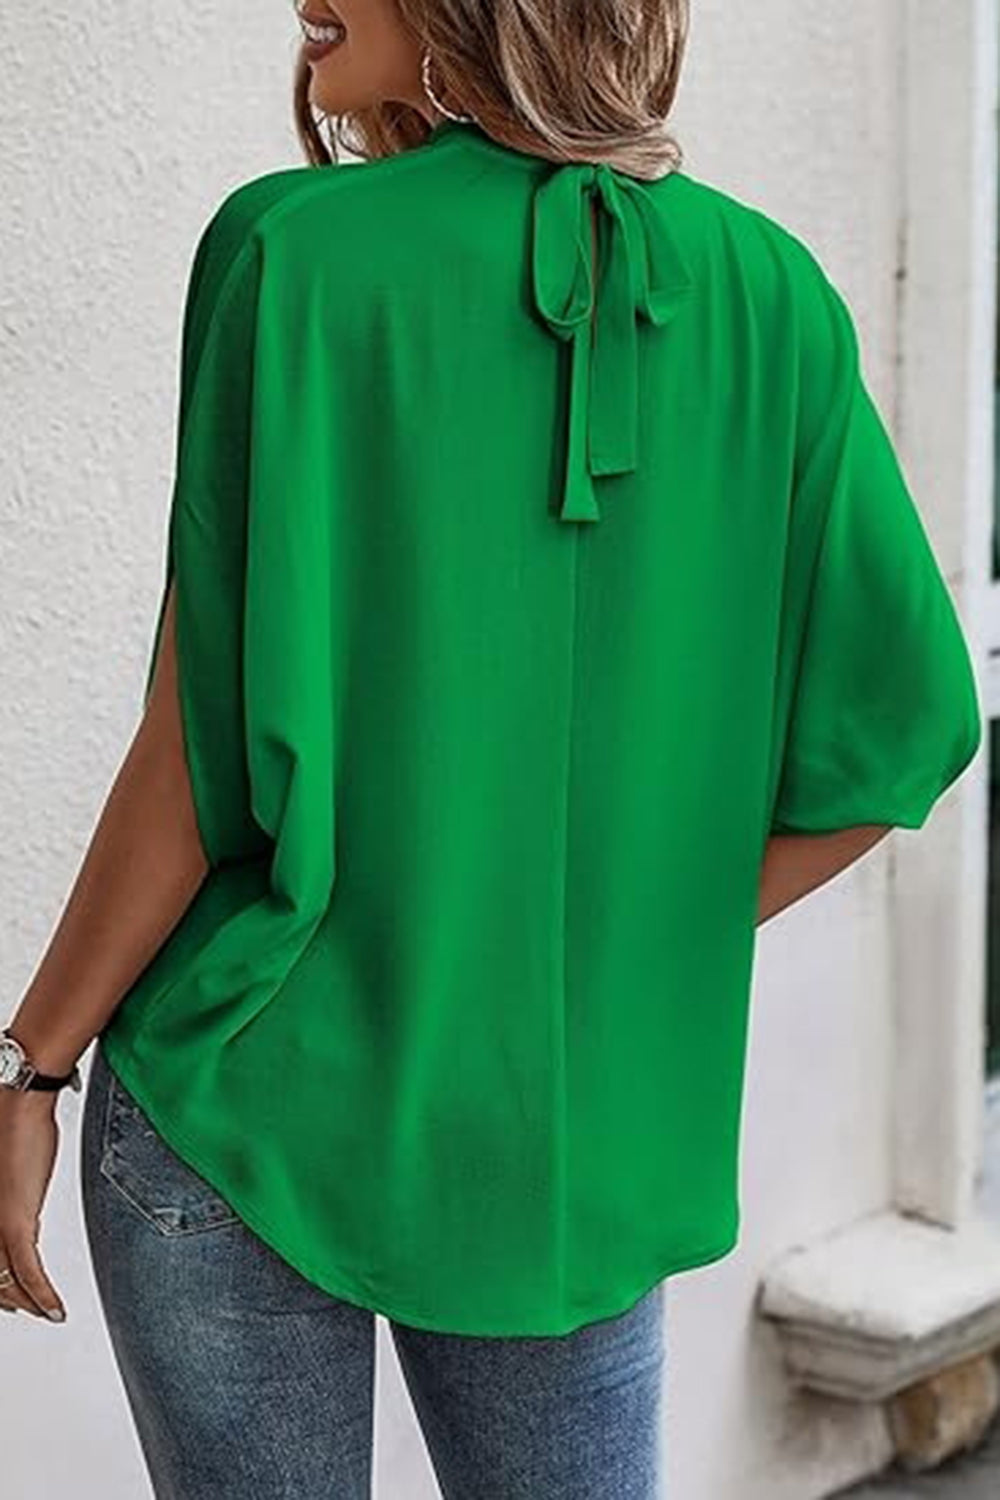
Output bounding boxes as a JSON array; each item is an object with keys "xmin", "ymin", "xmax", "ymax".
[{"xmin": 46, "ymin": 1307, "xmax": 65, "ymax": 1322}]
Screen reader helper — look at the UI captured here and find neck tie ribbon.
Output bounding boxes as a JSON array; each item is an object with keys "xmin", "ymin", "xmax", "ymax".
[{"xmin": 531, "ymin": 161, "xmax": 694, "ymax": 523}]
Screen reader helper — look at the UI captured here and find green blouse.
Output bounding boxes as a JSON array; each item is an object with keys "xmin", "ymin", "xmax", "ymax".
[{"xmin": 99, "ymin": 116, "xmax": 982, "ymax": 1336}]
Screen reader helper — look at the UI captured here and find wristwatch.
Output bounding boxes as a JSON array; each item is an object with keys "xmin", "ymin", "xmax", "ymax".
[{"xmin": 0, "ymin": 1029, "xmax": 82, "ymax": 1093}]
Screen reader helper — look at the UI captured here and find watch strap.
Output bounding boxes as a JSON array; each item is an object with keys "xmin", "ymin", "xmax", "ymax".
[
  {"xmin": 0, "ymin": 1030, "xmax": 82, "ymax": 1093},
  {"xmin": 25, "ymin": 1067, "xmax": 82, "ymax": 1092}
]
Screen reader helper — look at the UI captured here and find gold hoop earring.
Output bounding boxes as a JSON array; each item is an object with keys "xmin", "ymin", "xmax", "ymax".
[{"xmin": 420, "ymin": 48, "xmax": 473, "ymax": 124}]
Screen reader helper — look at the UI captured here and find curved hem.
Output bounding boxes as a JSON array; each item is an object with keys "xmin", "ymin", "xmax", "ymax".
[{"xmin": 96, "ymin": 1033, "xmax": 739, "ymax": 1338}]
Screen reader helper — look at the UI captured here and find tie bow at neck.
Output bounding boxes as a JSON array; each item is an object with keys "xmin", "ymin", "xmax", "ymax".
[{"xmin": 531, "ymin": 160, "xmax": 694, "ymax": 523}]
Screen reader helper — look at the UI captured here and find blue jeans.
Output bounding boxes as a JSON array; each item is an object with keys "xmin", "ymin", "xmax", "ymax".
[{"xmin": 80, "ymin": 1042, "xmax": 666, "ymax": 1499}]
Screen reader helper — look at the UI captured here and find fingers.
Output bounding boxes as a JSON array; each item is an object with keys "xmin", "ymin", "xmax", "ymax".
[
  {"xmin": 0, "ymin": 1230, "xmax": 66, "ymax": 1322},
  {"xmin": 0, "ymin": 1262, "xmax": 23, "ymax": 1313},
  {"xmin": 0, "ymin": 1088, "xmax": 67, "ymax": 1324},
  {"xmin": 0, "ymin": 1249, "xmax": 36, "ymax": 1316}
]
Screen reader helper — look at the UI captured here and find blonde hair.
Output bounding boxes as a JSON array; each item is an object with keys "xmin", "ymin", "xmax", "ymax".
[{"xmin": 293, "ymin": 0, "xmax": 689, "ymax": 182}]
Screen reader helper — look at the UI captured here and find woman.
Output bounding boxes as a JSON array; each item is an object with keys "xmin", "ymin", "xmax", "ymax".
[{"xmin": 0, "ymin": 0, "xmax": 982, "ymax": 1495}]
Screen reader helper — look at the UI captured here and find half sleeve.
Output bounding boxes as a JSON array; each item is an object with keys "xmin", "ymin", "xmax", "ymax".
[
  {"xmin": 769, "ymin": 269, "xmax": 982, "ymax": 834},
  {"xmin": 140, "ymin": 205, "xmax": 266, "ymax": 868},
  {"xmin": 142, "ymin": 193, "xmax": 336, "ymax": 916}
]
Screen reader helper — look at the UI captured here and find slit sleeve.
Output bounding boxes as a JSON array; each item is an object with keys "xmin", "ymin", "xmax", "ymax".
[
  {"xmin": 769, "ymin": 271, "xmax": 982, "ymax": 835},
  {"xmin": 142, "ymin": 196, "xmax": 336, "ymax": 918}
]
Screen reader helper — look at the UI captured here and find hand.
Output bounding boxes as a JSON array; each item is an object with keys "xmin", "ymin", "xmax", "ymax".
[{"xmin": 0, "ymin": 1089, "xmax": 67, "ymax": 1322}]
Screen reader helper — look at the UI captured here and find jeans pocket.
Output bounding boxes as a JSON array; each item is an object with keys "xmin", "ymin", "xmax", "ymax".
[{"xmin": 98, "ymin": 1057, "xmax": 241, "ymax": 1236}]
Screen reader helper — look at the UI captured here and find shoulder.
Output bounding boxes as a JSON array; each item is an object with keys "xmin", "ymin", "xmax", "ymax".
[
  {"xmin": 668, "ymin": 170, "xmax": 859, "ymax": 366},
  {"xmin": 177, "ymin": 149, "xmax": 458, "ymax": 380},
  {"xmin": 666, "ymin": 170, "xmax": 830, "ymax": 281},
  {"xmin": 195, "ymin": 146, "xmax": 456, "ymax": 274},
  {"xmin": 199, "ymin": 167, "xmax": 321, "ymax": 255},
  {"xmin": 186, "ymin": 167, "xmax": 327, "ymax": 308}
]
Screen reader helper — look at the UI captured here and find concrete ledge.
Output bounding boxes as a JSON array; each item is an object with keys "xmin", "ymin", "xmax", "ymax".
[{"xmin": 757, "ymin": 1210, "xmax": 1000, "ymax": 1401}]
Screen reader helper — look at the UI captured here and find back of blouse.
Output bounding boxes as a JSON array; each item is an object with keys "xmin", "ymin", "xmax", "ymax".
[{"xmin": 99, "ymin": 116, "xmax": 982, "ymax": 1336}]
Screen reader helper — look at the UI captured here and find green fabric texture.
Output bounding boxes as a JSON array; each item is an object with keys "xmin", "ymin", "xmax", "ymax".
[{"xmin": 99, "ymin": 117, "xmax": 982, "ymax": 1336}]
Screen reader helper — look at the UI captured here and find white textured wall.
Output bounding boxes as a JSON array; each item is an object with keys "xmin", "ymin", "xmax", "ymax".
[{"xmin": 0, "ymin": 3, "xmax": 985, "ymax": 1498}]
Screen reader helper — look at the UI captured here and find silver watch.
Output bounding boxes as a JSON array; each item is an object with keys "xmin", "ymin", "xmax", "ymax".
[{"xmin": 0, "ymin": 1029, "xmax": 82, "ymax": 1093}]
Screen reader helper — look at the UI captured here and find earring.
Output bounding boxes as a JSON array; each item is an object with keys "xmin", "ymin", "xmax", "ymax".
[{"xmin": 420, "ymin": 47, "xmax": 473, "ymax": 123}]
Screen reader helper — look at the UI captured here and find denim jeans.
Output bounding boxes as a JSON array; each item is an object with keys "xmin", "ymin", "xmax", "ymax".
[{"xmin": 80, "ymin": 1042, "xmax": 666, "ymax": 1499}]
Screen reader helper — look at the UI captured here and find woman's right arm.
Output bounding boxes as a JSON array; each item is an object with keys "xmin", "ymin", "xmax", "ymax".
[{"xmin": 6, "ymin": 580, "xmax": 209, "ymax": 1078}]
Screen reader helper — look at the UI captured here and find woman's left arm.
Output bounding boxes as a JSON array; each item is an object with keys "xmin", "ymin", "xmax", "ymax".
[
  {"xmin": 7, "ymin": 579, "xmax": 208, "ymax": 1079},
  {"xmin": 758, "ymin": 824, "xmax": 892, "ymax": 924}
]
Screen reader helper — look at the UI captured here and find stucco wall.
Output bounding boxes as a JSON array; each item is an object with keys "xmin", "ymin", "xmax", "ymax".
[{"xmin": 0, "ymin": 3, "xmax": 985, "ymax": 1497}]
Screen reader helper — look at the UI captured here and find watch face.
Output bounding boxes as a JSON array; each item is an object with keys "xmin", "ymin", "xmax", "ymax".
[{"xmin": 0, "ymin": 1039, "xmax": 25, "ymax": 1086}]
